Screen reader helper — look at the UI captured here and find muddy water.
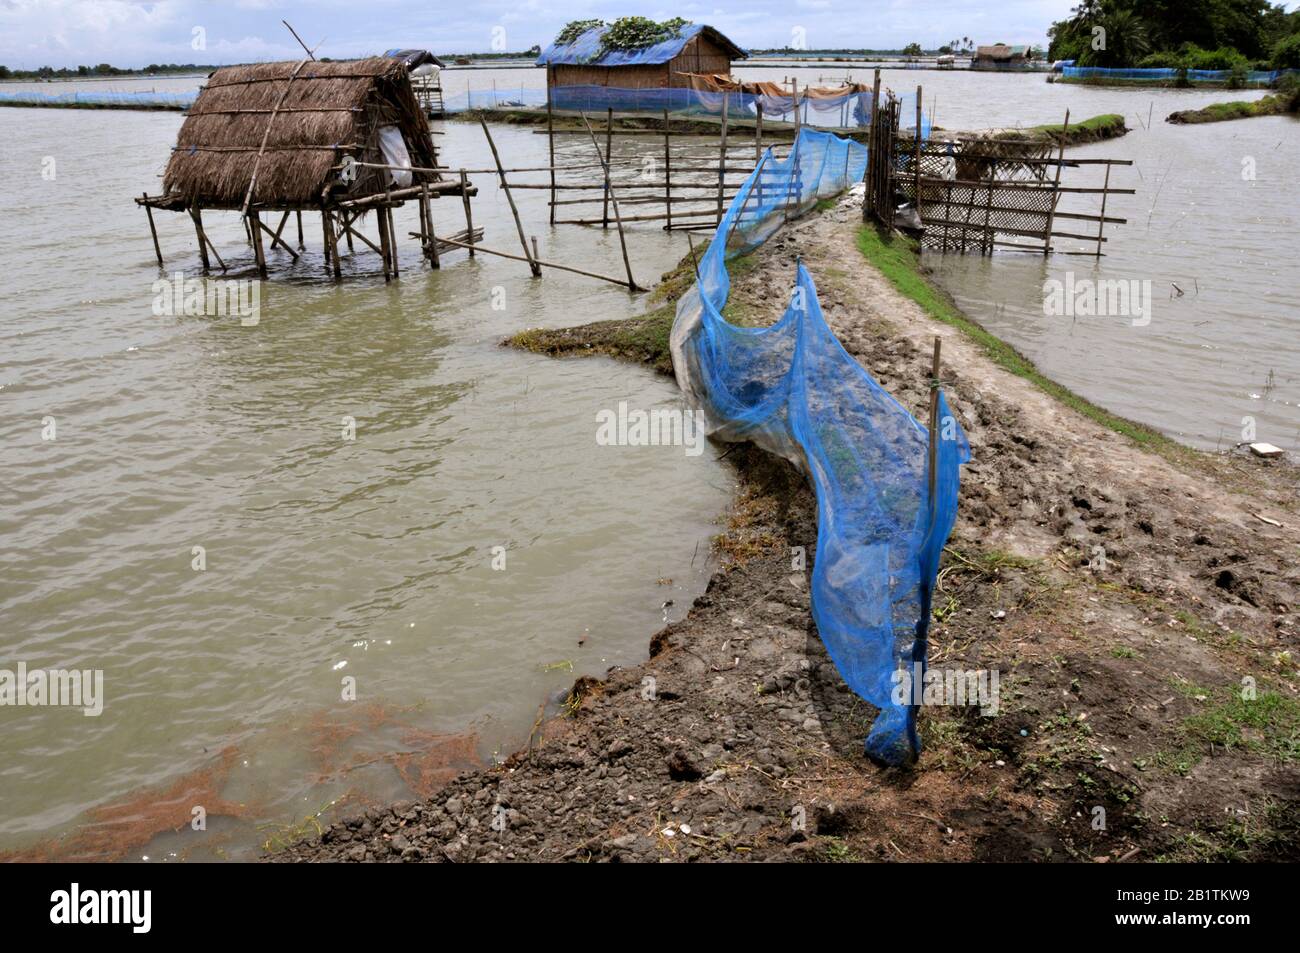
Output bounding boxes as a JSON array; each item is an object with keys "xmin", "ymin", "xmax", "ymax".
[{"xmin": 0, "ymin": 102, "xmax": 733, "ymax": 860}]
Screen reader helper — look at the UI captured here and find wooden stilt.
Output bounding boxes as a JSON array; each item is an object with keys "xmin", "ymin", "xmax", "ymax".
[
  {"xmin": 460, "ymin": 170, "xmax": 475, "ymax": 258},
  {"xmin": 376, "ymin": 203, "xmax": 392, "ymax": 279},
  {"xmin": 190, "ymin": 203, "xmax": 211, "ymax": 273},
  {"xmin": 295, "ymin": 210, "xmax": 304, "ymax": 247},
  {"xmin": 321, "ymin": 210, "xmax": 332, "ymax": 267},
  {"xmin": 322, "ymin": 209, "xmax": 341, "ymax": 279},
  {"xmin": 143, "ymin": 193, "xmax": 163, "ymax": 267},
  {"xmin": 248, "ymin": 210, "xmax": 267, "ymax": 279},
  {"xmin": 387, "ymin": 205, "xmax": 399, "ymax": 277},
  {"xmin": 421, "ymin": 183, "xmax": 439, "ymax": 268}
]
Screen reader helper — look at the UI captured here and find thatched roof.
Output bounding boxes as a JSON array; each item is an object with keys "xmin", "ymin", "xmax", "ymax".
[{"xmin": 162, "ymin": 56, "xmax": 436, "ymax": 210}]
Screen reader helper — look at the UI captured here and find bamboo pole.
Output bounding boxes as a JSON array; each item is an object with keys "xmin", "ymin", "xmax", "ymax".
[
  {"xmin": 338, "ymin": 213, "xmax": 382, "ymax": 257},
  {"xmin": 386, "ymin": 204, "xmax": 399, "ymax": 277},
  {"xmin": 663, "ymin": 109, "xmax": 672, "ymax": 231},
  {"xmin": 376, "ymin": 204, "xmax": 391, "ymax": 280},
  {"xmin": 478, "ymin": 116, "xmax": 541, "ymax": 277},
  {"xmin": 546, "ymin": 83, "xmax": 556, "ymax": 225},
  {"xmin": 755, "ymin": 101, "xmax": 763, "ymax": 161},
  {"xmin": 717, "ymin": 92, "xmax": 730, "ymax": 224},
  {"xmin": 321, "ymin": 209, "xmax": 332, "ymax": 268},
  {"xmin": 460, "ymin": 170, "xmax": 475, "ymax": 258},
  {"xmin": 579, "ymin": 112, "xmax": 638, "ymax": 292},
  {"xmin": 421, "ymin": 183, "xmax": 440, "ymax": 268},
  {"xmin": 295, "ymin": 210, "xmax": 304, "ymax": 247},
  {"xmin": 602, "ymin": 107, "xmax": 613, "ymax": 229},
  {"xmin": 248, "ymin": 210, "xmax": 267, "ymax": 278},
  {"xmin": 1095, "ymin": 161, "xmax": 1111, "ymax": 257},
  {"xmin": 326, "ymin": 210, "xmax": 341, "ymax": 279},
  {"xmin": 143, "ymin": 192, "xmax": 163, "ymax": 266},
  {"xmin": 913, "ymin": 85, "xmax": 923, "ymax": 217},
  {"xmin": 1043, "ymin": 109, "xmax": 1070, "ymax": 256},
  {"xmin": 431, "ymin": 235, "xmax": 636, "ymax": 289},
  {"xmin": 240, "ymin": 54, "xmax": 314, "ymax": 217},
  {"xmin": 190, "ymin": 203, "xmax": 210, "ymax": 273}
]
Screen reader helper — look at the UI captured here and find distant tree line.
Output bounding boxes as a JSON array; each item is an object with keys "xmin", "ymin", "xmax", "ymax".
[
  {"xmin": 1048, "ymin": 0, "xmax": 1300, "ymax": 70},
  {"xmin": 0, "ymin": 63, "xmax": 217, "ymax": 79}
]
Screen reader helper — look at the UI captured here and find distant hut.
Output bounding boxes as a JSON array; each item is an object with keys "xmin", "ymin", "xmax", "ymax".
[
  {"xmin": 385, "ymin": 49, "xmax": 447, "ymax": 117},
  {"xmin": 973, "ymin": 44, "xmax": 1030, "ymax": 70},
  {"xmin": 137, "ymin": 56, "xmax": 473, "ymax": 280},
  {"xmin": 538, "ymin": 22, "xmax": 746, "ymax": 90}
]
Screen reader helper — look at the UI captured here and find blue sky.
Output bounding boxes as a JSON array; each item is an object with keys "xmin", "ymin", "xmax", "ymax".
[{"xmin": 0, "ymin": 0, "xmax": 1092, "ymax": 69}]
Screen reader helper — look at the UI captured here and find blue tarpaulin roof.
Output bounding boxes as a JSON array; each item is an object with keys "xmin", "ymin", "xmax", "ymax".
[{"xmin": 537, "ymin": 24, "xmax": 746, "ymax": 67}]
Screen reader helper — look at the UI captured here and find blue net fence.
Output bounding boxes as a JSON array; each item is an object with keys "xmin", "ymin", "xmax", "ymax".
[
  {"xmin": 670, "ymin": 128, "xmax": 969, "ymax": 765},
  {"xmin": 1062, "ymin": 66, "xmax": 1295, "ymax": 85},
  {"xmin": 0, "ymin": 88, "xmax": 197, "ymax": 108},
  {"xmin": 443, "ymin": 84, "xmax": 931, "ymax": 134}
]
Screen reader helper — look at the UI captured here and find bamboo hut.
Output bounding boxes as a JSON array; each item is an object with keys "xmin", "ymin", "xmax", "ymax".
[{"xmin": 136, "ymin": 55, "xmax": 474, "ymax": 280}]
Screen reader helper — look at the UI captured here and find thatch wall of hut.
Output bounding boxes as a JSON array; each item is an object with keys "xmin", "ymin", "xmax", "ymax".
[{"xmin": 162, "ymin": 57, "xmax": 435, "ymax": 210}]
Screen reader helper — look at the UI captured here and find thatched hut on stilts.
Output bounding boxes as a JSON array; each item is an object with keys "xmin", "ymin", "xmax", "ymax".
[{"xmin": 136, "ymin": 56, "xmax": 475, "ymax": 281}]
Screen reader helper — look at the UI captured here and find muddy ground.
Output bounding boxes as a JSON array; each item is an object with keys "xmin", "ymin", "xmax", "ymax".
[{"xmin": 278, "ymin": 191, "xmax": 1300, "ymax": 863}]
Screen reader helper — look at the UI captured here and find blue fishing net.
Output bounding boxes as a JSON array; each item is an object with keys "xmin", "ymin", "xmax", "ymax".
[{"xmin": 671, "ymin": 128, "xmax": 970, "ymax": 765}]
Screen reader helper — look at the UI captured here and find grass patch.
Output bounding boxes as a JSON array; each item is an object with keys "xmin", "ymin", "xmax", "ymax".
[
  {"xmin": 1167, "ymin": 94, "xmax": 1292, "ymax": 124},
  {"xmin": 1158, "ymin": 686, "xmax": 1300, "ymax": 775},
  {"xmin": 854, "ymin": 224, "xmax": 1198, "ymax": 466},
  {"xmin": 507, "ymin": 305, "xmax": 676, "ymax": 375},
  {"xmin": 1016, "ymin": 113, "xmax": 1128, "ymax": 144}
]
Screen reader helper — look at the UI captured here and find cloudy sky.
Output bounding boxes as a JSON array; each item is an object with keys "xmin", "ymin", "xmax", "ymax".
[{"xmin": 0, "ymin": 0, "xmax": 1097, "ymax": 69}]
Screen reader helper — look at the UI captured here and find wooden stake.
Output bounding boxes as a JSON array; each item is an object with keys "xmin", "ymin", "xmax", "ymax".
[
  {"xmin": 755, "ymin": 101, "xmax": 763, "ymax": 161},
  {"xmin": 323, "ymin": 209, "xmax": 341, "ymax": 279},
  {"xmin": 580, "ymin": 112, "xmax": 638, "ymax": 292},
  {"xmin": 479, "ymin": 116, "xmax": 541, "ymax": 277},
  {"xmin": 143, "ymin": 193, "xmax": 163, "ymax": 267},
  {"xmin": 460, "ymin": 170, "xmax": 475, "ymax": 258},
  {"xmin": 295, "ymin": 210, "xmax": 304, "ymax": 247}
]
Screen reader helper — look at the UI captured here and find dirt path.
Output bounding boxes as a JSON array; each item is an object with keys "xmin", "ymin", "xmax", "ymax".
[{"xmin": 277, "ymin": 192, "xmax": 1299, "ymax": 863}]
